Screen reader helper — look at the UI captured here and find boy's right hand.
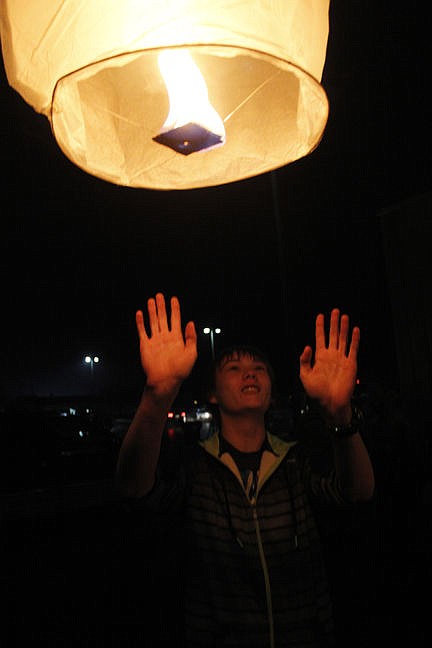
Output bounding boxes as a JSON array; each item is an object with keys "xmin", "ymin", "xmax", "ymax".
[{"xmin": 136, "ymin": 293, "xmax": 197, "ymax": 396}]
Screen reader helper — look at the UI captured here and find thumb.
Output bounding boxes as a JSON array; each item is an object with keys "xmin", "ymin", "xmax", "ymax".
[
  {"xmin": 185, "ymin": 321, "xmax": 197, "ymax": 350},
  {"xmin": 299, "ymin": 345, "xmax": 313, "ymax": 372}
]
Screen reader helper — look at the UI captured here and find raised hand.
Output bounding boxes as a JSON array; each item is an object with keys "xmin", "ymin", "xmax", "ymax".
[
  {"xmin": 299, "ymin": 309, "xmax": 360, "ymax": 422},
  {"xmin": 136, "ymin": 293, "xmax": 197, "ymax": 393}
]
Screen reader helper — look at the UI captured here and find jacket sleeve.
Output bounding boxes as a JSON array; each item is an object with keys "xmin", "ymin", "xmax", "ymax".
[{"xmin": 295, "ymin": 443, "xmax": 351, "ymax": 507}]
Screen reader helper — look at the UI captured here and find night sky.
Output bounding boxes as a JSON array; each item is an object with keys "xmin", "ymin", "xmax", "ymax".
[{"xmin": 1, "ymin": 3, "xmax": 431, "ymax": 406}]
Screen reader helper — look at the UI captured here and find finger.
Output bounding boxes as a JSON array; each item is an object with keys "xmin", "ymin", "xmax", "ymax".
[
  {"xmin": 315, "ymin": 313, "xmax": 326, "ymax": 350},
  {"xmin": 135, "ymin": 310, "xmax": 149, "ymax": 340},
  {"xmin": 348, "ymin": 325, "xmax": 360, "ymax": 360},
  {"xmin": 155, "ymin": 292, "xmax": 169, "ymax": 332},
  {"xmin": 147, "ymin": 297, "xmax": 159, "ymax": 336},
  {"xmin": 328, "ymin": 308, "xmax": 340, "ymax": 348},
  {"xmin": 299, "ymin": 345, "xmax": 313, "ymax": 368},
  {"xmin": 338, "ymin": 313, "xmax": 350, "ymax": 354},
  {"xmin": 170, "ymin": 296, "xmax": 181, "ymax": 334},
  {"xmin": 185, "ymin": 320, "xmax": 197, "ymax": 351}
]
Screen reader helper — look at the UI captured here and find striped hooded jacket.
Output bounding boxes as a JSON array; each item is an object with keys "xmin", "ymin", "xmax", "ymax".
[{"xmin": 142, "ymin": 430, "xmax": 349, "ymax": 648}]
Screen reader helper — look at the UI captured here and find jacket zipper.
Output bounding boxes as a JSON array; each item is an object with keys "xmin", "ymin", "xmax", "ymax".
[{"xmin": 252, "ymin": 501, "xmax": 275, "ymax": 648}]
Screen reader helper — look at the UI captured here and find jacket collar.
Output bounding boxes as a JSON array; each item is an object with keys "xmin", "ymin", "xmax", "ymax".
[{"xmin": 200, "ymin": 431, "xmax": 297, "ymax": 492}]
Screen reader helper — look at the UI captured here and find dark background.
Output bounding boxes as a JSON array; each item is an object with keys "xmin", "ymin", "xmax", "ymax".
[{"xmin": 2, "ymin": 3, "xmax": 431, "ymax": 647}]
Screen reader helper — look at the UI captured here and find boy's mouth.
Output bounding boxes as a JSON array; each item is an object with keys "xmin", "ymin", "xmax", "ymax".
[{"xmin": 241, "ymin": 385, "xmax": 259, "ymax": 393}]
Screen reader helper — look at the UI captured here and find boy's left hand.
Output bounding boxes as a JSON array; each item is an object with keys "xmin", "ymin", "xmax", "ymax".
[{"xmin": 299, "ymin": 308, "xmax": 360, "ymax": 424}]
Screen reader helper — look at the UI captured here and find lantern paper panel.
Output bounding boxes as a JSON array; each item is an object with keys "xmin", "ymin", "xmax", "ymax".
[{"xmin": 0, "ymin": 1, "xmax": 330, "ymax": 190}]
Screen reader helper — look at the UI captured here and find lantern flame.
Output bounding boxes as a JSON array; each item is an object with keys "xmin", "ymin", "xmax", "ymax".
[{"xmin": 153, "ymin": 49, "xmax": 225, "ymax": 155}]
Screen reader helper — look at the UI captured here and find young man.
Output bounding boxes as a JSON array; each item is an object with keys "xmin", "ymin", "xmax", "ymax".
[{"xmin": 116, "ymin": 293, "xmax": 375, "ymax": 648}]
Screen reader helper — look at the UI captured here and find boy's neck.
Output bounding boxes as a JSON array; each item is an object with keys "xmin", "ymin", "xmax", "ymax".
[{"xmin": 220, "ymin": 415, "xmax": 266, "ymax": 452}]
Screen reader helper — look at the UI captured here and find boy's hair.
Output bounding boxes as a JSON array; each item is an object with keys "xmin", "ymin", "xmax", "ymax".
[{"xmin": 204, "ymin": 344, "xmax": 276, "ymax": 401}]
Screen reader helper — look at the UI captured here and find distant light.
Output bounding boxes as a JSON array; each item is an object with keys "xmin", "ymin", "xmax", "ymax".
[
  {"xmin": 84, "ymin": 355, "xmax": 100, "ymax": 365},
  {"xmin": 203, "ymin": 327, "xmax": 210, "ymax": 335},
  {"xmin": 215, "ymin": 328, "xmax": 221, "ymax": 334},
  {"xmin": 168, "ymin": 412, "xmax": 174, "ymax": 419},
  {"xmin": 198, "ymin": 411, "xmax": 212, "ymax": 420}
]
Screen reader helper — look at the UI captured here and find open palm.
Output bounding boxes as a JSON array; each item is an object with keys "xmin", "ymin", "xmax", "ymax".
[
  {"xmin": 299, "ymin": 309, "xmax": 359, "ymax": 417},
  {"xmin": 136, "ymin": 293, "xmax": 197, "ymax": 390}
]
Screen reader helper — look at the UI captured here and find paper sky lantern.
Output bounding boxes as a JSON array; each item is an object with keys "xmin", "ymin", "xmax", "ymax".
[{"xmin": 0, "ymin": 1, "xmax": 330, "ymax": 190}]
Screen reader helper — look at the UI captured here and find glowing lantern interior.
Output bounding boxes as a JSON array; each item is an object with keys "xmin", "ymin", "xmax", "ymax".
[{"xmin": 0, "ymin": 1, "xmax": 330, "ymax": 190}]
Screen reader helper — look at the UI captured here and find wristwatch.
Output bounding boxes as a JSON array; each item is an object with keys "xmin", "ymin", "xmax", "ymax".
[{"xmin": 326, "ymin": 405, "xmax": 364, "ymax": 439}]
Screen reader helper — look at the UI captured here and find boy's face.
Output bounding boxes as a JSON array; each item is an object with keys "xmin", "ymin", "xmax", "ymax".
[{"xmin": 209, "ymin": 352, "xmax": 272, "ymax": 416}]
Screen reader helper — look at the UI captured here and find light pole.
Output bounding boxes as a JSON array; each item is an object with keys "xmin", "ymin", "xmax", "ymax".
[
  {"xmin": 203, "ymin": 327, "xmax": 221, "ymax": 360},
  {"xmin": 84, "ymin": 355, "xmax": 100, "ymax": 379}
]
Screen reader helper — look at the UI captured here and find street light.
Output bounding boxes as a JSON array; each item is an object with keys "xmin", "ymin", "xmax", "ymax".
[
  {"xmin": 84, "ymin": 355, "xmax": 100, "ymax": 378},
  {"xmin": 203, "ymin": 327, "xmax": 221, "ymax": 360}
]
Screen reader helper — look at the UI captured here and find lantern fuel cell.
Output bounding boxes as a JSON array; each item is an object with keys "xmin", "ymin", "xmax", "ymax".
[
  {"xmin": 0, "ymin": 1, "xmax": 330, "ymax": 190},
  {"xmin": 153, "ymin": 124, "xmax": 224, "ymax": 155}
]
